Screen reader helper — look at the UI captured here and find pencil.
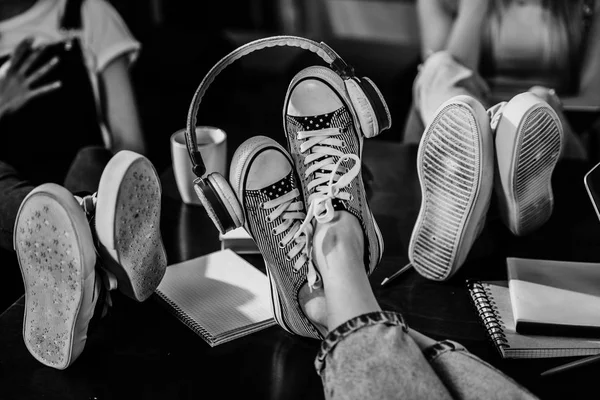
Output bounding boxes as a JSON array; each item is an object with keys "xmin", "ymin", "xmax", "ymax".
[
  {"xmin": 540, "ymin": 353, "xmax": 600, "ymax": 377},
  {"xmin": 381, "ymin": 263, "xmax": 413, "ymax": 286}
]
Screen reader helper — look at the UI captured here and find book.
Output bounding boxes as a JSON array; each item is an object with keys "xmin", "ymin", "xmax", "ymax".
[
  {"xmin": 219, "ymin": 227, "xmax": 259, "ymax": 254},
  {"xmin": 155, "ymin": 249, "xmax": 276, "ymax": 347},
  {"xmin": 467, "ymin": 280, "xmax": 600, "ymax": 358},
  {"xmin": 507, "ymin": 258, "xmax": 600, "ymax": 338}
]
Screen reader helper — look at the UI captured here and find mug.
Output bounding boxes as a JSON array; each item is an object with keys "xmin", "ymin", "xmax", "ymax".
[{"xmin": 171, "ymin": 126, "xmax": 227, "ymax": 206}]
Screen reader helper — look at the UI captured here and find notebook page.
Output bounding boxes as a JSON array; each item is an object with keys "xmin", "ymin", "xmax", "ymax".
[{"xmin": 156, "ymin": 250, "xmax": 274, "ymax": 339}]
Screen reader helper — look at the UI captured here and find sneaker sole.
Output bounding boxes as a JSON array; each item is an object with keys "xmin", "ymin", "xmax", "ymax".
[
  {"xmin": 284, "ymin": 66, "xmax": 384, "ymax": 269},
  {"xmin": 409, "ymin": 96, "xmax": 493, "ymax": 280},
  {"xmin": 15, "ymin": 183, "xmax": 96, "ymax": 369},
  {"xmin": 494, "ymin": 93, "xmax": 562, "ymax": 236},
  {"xmin": 95, "ymin": 151, "xmax": 166, "ymax": 302}
]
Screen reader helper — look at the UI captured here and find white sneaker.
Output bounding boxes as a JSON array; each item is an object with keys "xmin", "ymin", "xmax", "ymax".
[
  {"xmin": 491, "ymin": 92, "xmax": 563, "ymax": 236},
  {"xmin": 409, "ymin": 95, "xmax": 494, "ymax": 280}
]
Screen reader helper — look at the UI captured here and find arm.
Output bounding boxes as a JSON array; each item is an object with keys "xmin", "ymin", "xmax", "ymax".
[
  {"xmin": 100, "ymin": 55, "xmax": 146, "ymax": 155},
  {"xmin": 562, "ymin": 3, "xmax": 600, "ymax": 110},
  {"xmin": 418, "ymin": 0, "xmax": 490, "ymax": 70}
]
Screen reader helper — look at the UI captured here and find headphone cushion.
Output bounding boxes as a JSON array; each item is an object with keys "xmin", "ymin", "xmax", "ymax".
[
  {"xmin": 345, "ymin": 77, "xmax": 392, "ymax": 138},
  {"xmin": 207, "ymin": 173, "xmax": 244, "ymax": 228}
]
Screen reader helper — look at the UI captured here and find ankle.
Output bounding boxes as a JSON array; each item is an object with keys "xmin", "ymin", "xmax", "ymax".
[{"xmin": 313, "ymin": 211, "xmax": 363, "ymax": 257}]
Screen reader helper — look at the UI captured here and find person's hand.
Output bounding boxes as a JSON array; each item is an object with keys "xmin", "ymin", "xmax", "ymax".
[{"xmin": 0, "ymin": 38, "xmax": 61, "ymax": 120}]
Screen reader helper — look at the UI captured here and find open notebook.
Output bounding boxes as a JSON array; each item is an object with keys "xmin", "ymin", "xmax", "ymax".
[
  {"xmin": 467, "ymin": 280, "xmax": 600, "ymax": 359},
  {"xmin": 155, "ymin": 250, "xmax": 276, "ymax": 347}
]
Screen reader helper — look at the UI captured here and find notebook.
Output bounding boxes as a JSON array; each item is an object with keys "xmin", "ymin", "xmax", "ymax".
[
  {"xmin": 219, "ymin": 227, "xmax": 259, "ymax": 254},
  {"xmin": 155, "ymin": 249, "xmax": 276, "ymax": 347},
  {"xmin": 507, "ymin": 258, "xmax": 600, "ymax": 338},
  {"xmin": 467, "ymin": 280, "xmax": 600, "ymax": 358}
]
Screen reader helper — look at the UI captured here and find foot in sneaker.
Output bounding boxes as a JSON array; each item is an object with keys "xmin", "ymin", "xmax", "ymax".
[
  {"xmin": 409, "ymin": 95, "xmax": 494, "ymax": 281},
  {"xmin": 94, "ymin": 150, "xmax": 167, "ymax": 301},
  {"xmin": 15, "ymin": 183, "xmax": 101, "ymax": 369},
  {"xmin": 230, "ymin": 136, "xmax": 323, "ymax": 339},
  {"xmin": 490, "ymin": 92, "xmax": 563, "ymax": 236},
  {"xmin": 283, "ymin": 66, "xmax": 384, "ymax": 278},
  {"xmin": 14, "ymin": 150, "xmax": 166, "ymax": 368}
]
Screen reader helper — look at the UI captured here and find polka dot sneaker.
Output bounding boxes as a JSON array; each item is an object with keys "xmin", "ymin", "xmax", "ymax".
[
  {"xmin": 283, "ymin": 66, "xmax": 384, "ymax": 280},
  {"xmin": 230, "ymin": 135, "xmax": 322, "ymax": 339}
]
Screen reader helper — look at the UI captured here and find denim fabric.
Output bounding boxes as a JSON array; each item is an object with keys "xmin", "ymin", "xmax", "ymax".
[
  {"xmin": 0, "ymin": 146, "xmax": 112, "ymax": 252},
  {"xmin": 315, "ymin": 311, "xmax": 538, "ymax": 400}
]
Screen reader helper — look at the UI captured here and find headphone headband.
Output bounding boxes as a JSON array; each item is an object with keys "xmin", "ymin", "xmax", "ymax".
[{"xmin": 185, "ymin": 35, "xmax": 353, "ymax": 178}]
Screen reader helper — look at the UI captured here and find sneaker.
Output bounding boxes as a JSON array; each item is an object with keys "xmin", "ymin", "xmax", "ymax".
[
  {"xmin": 15, "ymin": 183, "xmax": 99, "ymax": 369},
  {"xmin": 94, "ymin": 150, "xmax": 167, "ymax": 302},
  {"xmin": 409, "ymin": 95, "xmax": 494, "ymax": 281},
  {"xmin": 230, "ymin": 135, "xmax": 321, "ymax": 339},
  {"xmin": 283, "ymin": 66, "xmax": 384, "ymax": 276},
  {"xmin": 491, "ymin": 92, "xmax": 563, "ymax": 236}
]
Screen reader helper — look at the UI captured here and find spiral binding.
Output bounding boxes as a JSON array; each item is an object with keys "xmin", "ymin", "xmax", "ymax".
[
  {"xmin": 155, "ymin": 289, "xmax": 214, "ymax": 345},
  {"xmin": 467, "ymin": 280, "xmax": 510, "ymax": 352}
]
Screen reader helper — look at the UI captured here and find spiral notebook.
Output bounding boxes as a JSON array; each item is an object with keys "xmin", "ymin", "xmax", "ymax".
[
  {"xmin": 155, "ymin": 250, "xmax": 276, "ymax": 347},
  {"xmin": 467, "ymin": 280, "xmax": 600, "ymax": 359}
]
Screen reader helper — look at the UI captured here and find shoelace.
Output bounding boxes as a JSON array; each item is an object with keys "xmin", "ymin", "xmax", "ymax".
[
  {"xmin": 262, "ymin": 187, "xmax": 320, "ymax": 288},
  {"xmin": 293, "ymin": 127, "xmax": 362, "ymax": 288}
]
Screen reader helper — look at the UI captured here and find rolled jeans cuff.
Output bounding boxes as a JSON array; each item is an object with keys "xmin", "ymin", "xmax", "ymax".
[
  {"xmin": 314, "ymin": 311, "xmax": 408, "ymax": 375},
  {"xmin": 423, "ymin": 339, "xmax": 467, "ymax": 362}
]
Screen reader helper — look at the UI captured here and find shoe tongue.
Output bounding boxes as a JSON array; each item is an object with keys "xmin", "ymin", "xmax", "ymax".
[{"xmin": 289, "ymin": 112, "xmax": 337, "ymax": 132}]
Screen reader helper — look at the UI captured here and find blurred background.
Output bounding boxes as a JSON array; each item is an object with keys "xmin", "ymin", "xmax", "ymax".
[{"xmin": 109, "ymin": 0, "xmax": 421, "ymax": 172}]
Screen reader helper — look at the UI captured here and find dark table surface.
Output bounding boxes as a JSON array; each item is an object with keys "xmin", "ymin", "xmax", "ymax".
[{"xmin": 2, "ymin": 140, "xmax": 600, "ymax": 400}]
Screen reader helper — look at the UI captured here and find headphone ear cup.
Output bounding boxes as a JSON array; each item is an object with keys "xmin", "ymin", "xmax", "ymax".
[
  {"xmin": 194, "ymin": 173, "xmax": 244, "ymax": 235},
  {"xmin": 345, "ymin": 77, "xmax": 392, "ymax": 138}
]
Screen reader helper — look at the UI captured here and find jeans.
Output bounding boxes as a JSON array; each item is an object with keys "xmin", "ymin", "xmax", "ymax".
[
  {"xmin": 315, "ymin": 311, "xmax": 538, "ymax": 400},
  {"xmin": 0, "ymin": 146, "xmax": 112, "ymax": 252}
]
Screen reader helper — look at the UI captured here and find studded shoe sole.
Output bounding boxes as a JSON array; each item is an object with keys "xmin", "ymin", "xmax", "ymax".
[
  {"xmin": 494, "ymin": 92, "xmax": 563, "ymax": 236},
  {"xmin": 409, "ymin": 96, "xmax": 494, "ymax": 281},
  {"xmin": 95, "ymin": 150, "xmax": 167, "ymax": 302},
  {"xmin": 15, "ymin": 183, "xmax": 97, "ymax": 369}
]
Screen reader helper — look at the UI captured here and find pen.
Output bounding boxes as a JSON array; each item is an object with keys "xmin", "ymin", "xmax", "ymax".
[
  {"xmin": 540, "ymin": 353, "xmax": 600, "ymax": 377},
  {"xmin": 381, "ymin": 263, "xmax": 413, "ymax": 286}
]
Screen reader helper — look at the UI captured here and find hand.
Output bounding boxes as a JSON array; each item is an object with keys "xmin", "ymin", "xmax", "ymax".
[{"xmin": 0, "ymin": 38, "xmax": 61, "ymax": 119}]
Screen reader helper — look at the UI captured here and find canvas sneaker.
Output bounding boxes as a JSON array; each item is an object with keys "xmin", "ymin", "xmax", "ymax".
[
  {"xmin": 490, "ymin": 92, "xmax": 563, "ymax": 236},
  {"xmin": 283, "ymin": 66, "xmax": 384, "ymax": 277},
  {"xmin": 230, "ymin": 135, "xmax": 322, "ymax": 339},
  {"xmin": 409, "ymin": 95, "xmax": 494, "ymax": 281}
]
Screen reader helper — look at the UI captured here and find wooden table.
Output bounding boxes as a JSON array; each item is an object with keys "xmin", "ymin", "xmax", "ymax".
[{"xmin": 2, "ymin": 140, "xmax": 600, "ymax": 400}]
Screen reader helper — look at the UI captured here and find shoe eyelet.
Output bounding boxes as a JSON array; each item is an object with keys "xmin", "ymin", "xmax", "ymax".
[
  {"xmin": 341, "ymin": 141, "xmax": 347, "ymax": 148},
  {"xmin": 285, "ymin": 255, "xmax": 292, "ymax": 261},
  {"xmin": 265, "ymin": 215, "xmax": 272, "ymax": 222},
  {"xmin": 271, "ymin": 228, "xmax": 277, "ymax": 235},
  {"xmin": 349, "ymin": 194, "xmax": 354, "ymax": 201},
  {"xmin": 278, "ymin": 241, "xmax": 285, "ymax": 249}
]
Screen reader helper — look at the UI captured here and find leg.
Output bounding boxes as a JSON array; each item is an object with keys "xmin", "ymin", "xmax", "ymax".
[
  {"xmin": 312, "ymin": 211, "xmax": 538, "ymax": 400},
  {"xmin": 63, "ymin": 146, "xmax": 113, "ymax": 195},
  {"xmin": 0, "ymin": 160, "xmax": 35, "ymax": 251}
]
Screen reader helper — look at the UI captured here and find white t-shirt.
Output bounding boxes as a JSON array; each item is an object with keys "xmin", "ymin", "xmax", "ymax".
[{"xmin": 0, "ymin": 0, "xmax": 140, "ymax": 74}]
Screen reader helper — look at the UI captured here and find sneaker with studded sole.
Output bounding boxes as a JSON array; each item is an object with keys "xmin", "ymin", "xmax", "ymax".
[
  {"xmin": 230, "ymin": 135, "xmax": 322, "ymax": 339},
  {"xmin": 94, "ymin": 150, "xmax": 167, "ymax": 302},
  {"xmin": 491, "ymin": 92, "xmax": 563, "ymax": 236},
  {"xmin": 283, "ymin": 66, "xmax": 384, "ymax": 277},
  {"xmin": 15, "ymin": 183, "xmax": 99, "ymax": 369},
  {"xmin": 409, "ymin": 95, "xmax": 494, "ymax": 281}
]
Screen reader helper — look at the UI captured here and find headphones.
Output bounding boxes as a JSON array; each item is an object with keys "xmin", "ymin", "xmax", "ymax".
[{"xmin": 185, "ymin": 36, "xmax": 391, "ymax": 235}]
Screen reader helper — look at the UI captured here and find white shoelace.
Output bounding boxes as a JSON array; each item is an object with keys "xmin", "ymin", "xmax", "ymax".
[
  {"xmin": 262, "ymin": 187, "xmax": 320, "ymax": 287},
  {"xmin": 292, "ymin": 127, "xmax": 362, "ymax": 288}
]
